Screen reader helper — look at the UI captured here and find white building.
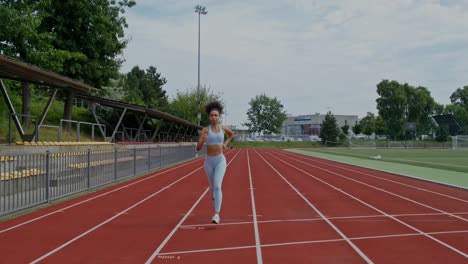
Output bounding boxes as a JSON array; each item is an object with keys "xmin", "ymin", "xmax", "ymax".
[{"xmin": 282, "ymin": 113, "xmax": 358, "ymax": 136}]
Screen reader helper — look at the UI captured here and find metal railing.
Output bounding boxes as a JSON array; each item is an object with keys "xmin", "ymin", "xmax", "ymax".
[
  {"xmin": 59, "ymin": 119, "xmax": 106, "ymax": 142},
  {"xmin": 0, "ymin": 144, "xmax": 204, "ymax": 216}
]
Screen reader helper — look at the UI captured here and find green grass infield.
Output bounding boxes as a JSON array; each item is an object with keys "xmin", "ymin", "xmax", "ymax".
[{"xmin": 288, "ymin": 148, "xmax": 468, "ymax": 189}]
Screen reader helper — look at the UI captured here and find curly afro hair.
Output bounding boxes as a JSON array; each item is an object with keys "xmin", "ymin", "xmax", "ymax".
[{"xmin": 205, "ymin": 101, "xmax": 224, "ymax": 115}]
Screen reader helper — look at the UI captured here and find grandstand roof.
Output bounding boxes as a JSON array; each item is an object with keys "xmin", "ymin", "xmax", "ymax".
[
  {"xmin": 0, "ymin": 54, "xmax": 96, "ymax": 92},
  {"xmin": 74, "ymin": 93, "xmax": 202, "ymax": 130}
]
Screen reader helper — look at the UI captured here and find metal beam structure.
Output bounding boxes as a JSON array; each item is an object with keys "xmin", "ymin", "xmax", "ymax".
[
  {"xmin": 182, "ymin": 126, "xmax": 190, "ymax": 141},
  {"xmin": 110, "ymin": 108, "xmax": 128, "ymax": 142},
  {"xmin": 1, "ymin": 79, "xmax": 24, "ymax": 139},
  {"xmin": 74, "ymin": 93, "xmax": 201, "ymax": 131},
  {"xmin": 74, "ymin": 93, "xmax": 202, "ymax": 143},
  {"xmin": 151, "ymin": 119, "xmax": 164, "ymax": 142},
  {"xmin": 174, "ymin": 125, "xmax": 182, "ymax": 142},
  {"xmin": 0, "ymin": 54, "xmax": 202, "ymax": 143},
  {"xmin": 89, "ymin": 102, "xmax": 106, "ymax": 139},
  {"xmin": 0, "ymin": 55, "xmax": 96, "ymax": 143},
  {"xmin": 164, "ymin": 123, "xmax": 174, "ymax": 142},
  {"xmin": 0, "ymin": 55, "xmax": 96, "ymax": 92},
  {"xmin": 134, "ymin": 114, "xmax": 148, "ymax": 142},
  {"xmin": 32, "ymin": 88, "xmax": 58, "ymax": 141}
]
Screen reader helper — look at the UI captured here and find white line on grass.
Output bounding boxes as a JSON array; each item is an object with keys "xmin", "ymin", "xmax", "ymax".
[{"xmin": 312, "ymin": 150, "xmax": 468, "ymax": 168}]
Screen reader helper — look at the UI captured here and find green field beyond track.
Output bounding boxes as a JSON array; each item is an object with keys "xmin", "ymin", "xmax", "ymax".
[{"xmin": 289, "ymin": 148, "xmax": 468, "ymax": 188}]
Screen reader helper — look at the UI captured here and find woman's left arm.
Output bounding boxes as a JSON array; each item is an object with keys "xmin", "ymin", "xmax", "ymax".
[{"xmin": 222, "ymin": 126, "xmax": 235, "ymax": 149}]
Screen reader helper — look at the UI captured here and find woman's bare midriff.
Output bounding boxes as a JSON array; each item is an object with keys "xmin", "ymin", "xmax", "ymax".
[{"xmin": 207, "ymin": 144, "xmax": 223, "ymax": 156}]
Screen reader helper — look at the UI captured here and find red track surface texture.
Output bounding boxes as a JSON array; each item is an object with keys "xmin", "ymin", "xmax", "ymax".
[{"xmin": 0, "ymin": 149, "xmax": 467, "ymax": 263}]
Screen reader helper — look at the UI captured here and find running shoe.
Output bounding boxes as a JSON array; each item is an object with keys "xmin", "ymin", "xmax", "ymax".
[{"xmin": 212, "ymin": 213, "xmax": 220, "ymax": 224}]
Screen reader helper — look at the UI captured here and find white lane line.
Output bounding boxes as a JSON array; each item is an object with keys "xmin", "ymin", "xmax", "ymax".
[
  {"xmin": 254, "ymin": 150, "xmax": 374, "ymax": 264},
  {"xmin": 159, "ymin": 244, "xmax": 256, "ymax": 256},
  {"xmin": 247, "ymin": 149, "xmax": 263, "ymax": 264},
  {"xmin": 29, "ymin": 162, "xmax": 207, "ymax": 264},
  {"xmin": 265, "ymin": 151, "xmax": 468, "ymax": 258},
  {"xmin": 284, "ymin": 149, "xmax": 468, "ymax": 194},
  {"xmin": 158, "ymin": 229, "xmax": 468, "ymax": 256},
  {"xmin": 312, "ymin": 150, "xmax": 468, "ymax": 168},
  {"xmin": 0, "ymin": 157, "xmax": 202, "ymax": 234},
  {"xmin": 283, "ymin": 149, "xmax": 468, "ymax": 202},
  {"xmin": 273, "ymin": 150, "xmax": 468, "ymax": 222},
  {"xmin": 179, "ymin": 212, "xmax": 468, "ymax": 228},
  {"xmin": 144, "ymin": 149, "xmax": 242, "ymax": 263},
  {"xmin": 145, "ymin": 188, "xmax": 209, "ymax": 264},
  {"xmin": 0, "ymin": 149, "xmax": 235, "ymax": 234}
]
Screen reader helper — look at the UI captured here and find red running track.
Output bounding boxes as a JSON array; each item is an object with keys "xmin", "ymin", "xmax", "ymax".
[{"xmin": 0, "ymin": 148, "xmax": 467, "ymax": 263}]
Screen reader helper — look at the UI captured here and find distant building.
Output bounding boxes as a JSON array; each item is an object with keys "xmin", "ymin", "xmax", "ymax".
[
  {"xmin": 282, "ymin": 113, "xmax": 358, "ymax": 136},
  {"xmin": 226, "ymin": 125, "xmax": 250, "ymax": 140}
]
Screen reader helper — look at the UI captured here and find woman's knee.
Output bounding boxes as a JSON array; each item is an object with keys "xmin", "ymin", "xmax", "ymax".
[{"xmin": 213, "ymin": 185, "xmax": 222, "ymax": 192}]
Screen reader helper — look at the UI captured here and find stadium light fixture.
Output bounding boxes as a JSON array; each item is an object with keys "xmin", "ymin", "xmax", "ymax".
[{"xmin": 195, "ymin": 5, "xmax": 207, "ymax": 126}]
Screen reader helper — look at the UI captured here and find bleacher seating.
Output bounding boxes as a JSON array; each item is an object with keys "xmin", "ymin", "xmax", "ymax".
[
  {"xmin": 0, "ymin": 156, "xmax": 16, "ymax": 162},
  {"xmin": 17, "ymin": 141, "xmax": 113, "ymax": 146},
  {"xmin": 0, "ymin": 169, "xmax": 46, "ymax": 180},
  {"xmin": 68, "ymin": 156, "xmax": 145, "ymax": 169}
]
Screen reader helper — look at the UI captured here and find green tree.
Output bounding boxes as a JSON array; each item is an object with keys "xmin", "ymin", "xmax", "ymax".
[
  {"xmin": 339, "ymin": 120, "xmax": 350, "ymax": 145},
  {"xmin": 376, "ymin": 80, "xmax": 407, "ymax": 139},
  {"xmin": 168, "ymin": 86, "xmax": 222, "ymax": 126},
  {"xmin": 122, "ymin": 66, "xmax": 168, "ymax": 109},
  {"xmin": 434, "ymin": 103, "xmax": 445, "ymax": 115},
  {"xmin": 444, "ymin": 104, "xmax": 467, "ymax": 134},
  {"xmin": 319, "ymin": 111, "xmax": 341, "ymax": 146},
  {"xmin": 448, "ymin": 86, "xmax": 468, "ymax": 134},
  {"xmin": 376, "ymin": 80, "xmax": 435, "ymax": 139},
  {"xmin": 145, "ymin": 66, "xmax": 168, "ymax": 109},
  {"xmin": 450, "ymin": 86, "xmax": 468, "ymax": 109},
  {"xmin": 0, "ymin": 0, "xmax": 82, "ymax": 127},
  {"xmin": 359, "ymin": 112, "xmax": 376, "ymax": 136},
  {"xmin": 374, "ymin": 115, "xmax": 386, "ymax": 136},
  {"xmin": 405, "ymin": 86, "xmax": 436, "ymax": 136},
  {"xmin": 352, "ymin": 122, "xmax": 362, "ymax": 135},
  {"xmin": 40, "ymin": 0, "xmax": 135, "ymax": 127},
  {"xmin": 244, "ymin": 94, "xmax": 286, "ymax": 135},
  {"xmin": 435, "ymin": 126, "xmax": 449, "ymax": 142},
  {"xmin": 341, "ymin": 120, "xmax": 350, "ymax": 136}
]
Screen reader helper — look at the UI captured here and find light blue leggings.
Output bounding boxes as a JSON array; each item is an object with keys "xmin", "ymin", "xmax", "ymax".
[{"xmin": 204, "ymin": 154, "xmax": 227, "ymax": 213}]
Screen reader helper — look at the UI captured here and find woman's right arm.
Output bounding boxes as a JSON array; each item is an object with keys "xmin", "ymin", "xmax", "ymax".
[{"xmin": 196, "ymin": 128, "xmax": 208, "ymax": 152}]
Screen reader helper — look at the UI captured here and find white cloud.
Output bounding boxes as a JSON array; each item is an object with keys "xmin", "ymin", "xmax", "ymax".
[{"xmin": 122, "ymin": 0, "xmax": 468, "ymax": 127}]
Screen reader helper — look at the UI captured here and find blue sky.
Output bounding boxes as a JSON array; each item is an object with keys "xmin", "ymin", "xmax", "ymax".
[{"xmin": 121, "ymin": 0, "xmax": 468, "ymax": 128}]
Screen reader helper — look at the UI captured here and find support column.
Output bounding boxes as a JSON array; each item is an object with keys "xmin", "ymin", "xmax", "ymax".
[{"xmin": 110, "ymin": 108, "xmax": 127, "ymax": 142}]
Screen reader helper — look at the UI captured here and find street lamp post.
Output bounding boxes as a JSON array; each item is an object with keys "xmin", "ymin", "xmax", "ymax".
[{"xmin": 195, "ymin": 5, "xmax": 207, "ymax": 126}]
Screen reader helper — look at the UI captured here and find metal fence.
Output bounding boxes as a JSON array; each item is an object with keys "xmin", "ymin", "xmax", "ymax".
[{"xmin": 0, "ymin": 144, "xmax": 203, "ymax": 216}]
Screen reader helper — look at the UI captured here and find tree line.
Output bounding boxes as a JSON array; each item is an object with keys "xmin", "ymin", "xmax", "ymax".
[
  {"xmin": 1, "ymin": 1, "xmax": 467, "ymax": 143},
  {"xmin": 355, "ymin": 80, "xmax": 468, "ymax": 140},
  {"xmin": 1, "ymin": 0, "xmax": 136, "ymax": 129},
  {"xmin": 242, "ymin": 81, "xmax": 468, "ymax": 145},
  {"xmin": 0, "ymin": 1, "xmax": 221, "ymax": 137},
  {"xmin": 319, "ymin": 81, "xmax": 468, "ymax": 144}
]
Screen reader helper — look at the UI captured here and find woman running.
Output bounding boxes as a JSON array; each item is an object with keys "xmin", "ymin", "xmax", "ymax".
[{"xmin": 196, "ymin": 101, "xmax": 235, "ymax": 224}]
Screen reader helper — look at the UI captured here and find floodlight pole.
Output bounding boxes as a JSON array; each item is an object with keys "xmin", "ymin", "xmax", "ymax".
[{"xmin": 195, "ymin": 5, "xmax": 207, "ymax": 126}]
